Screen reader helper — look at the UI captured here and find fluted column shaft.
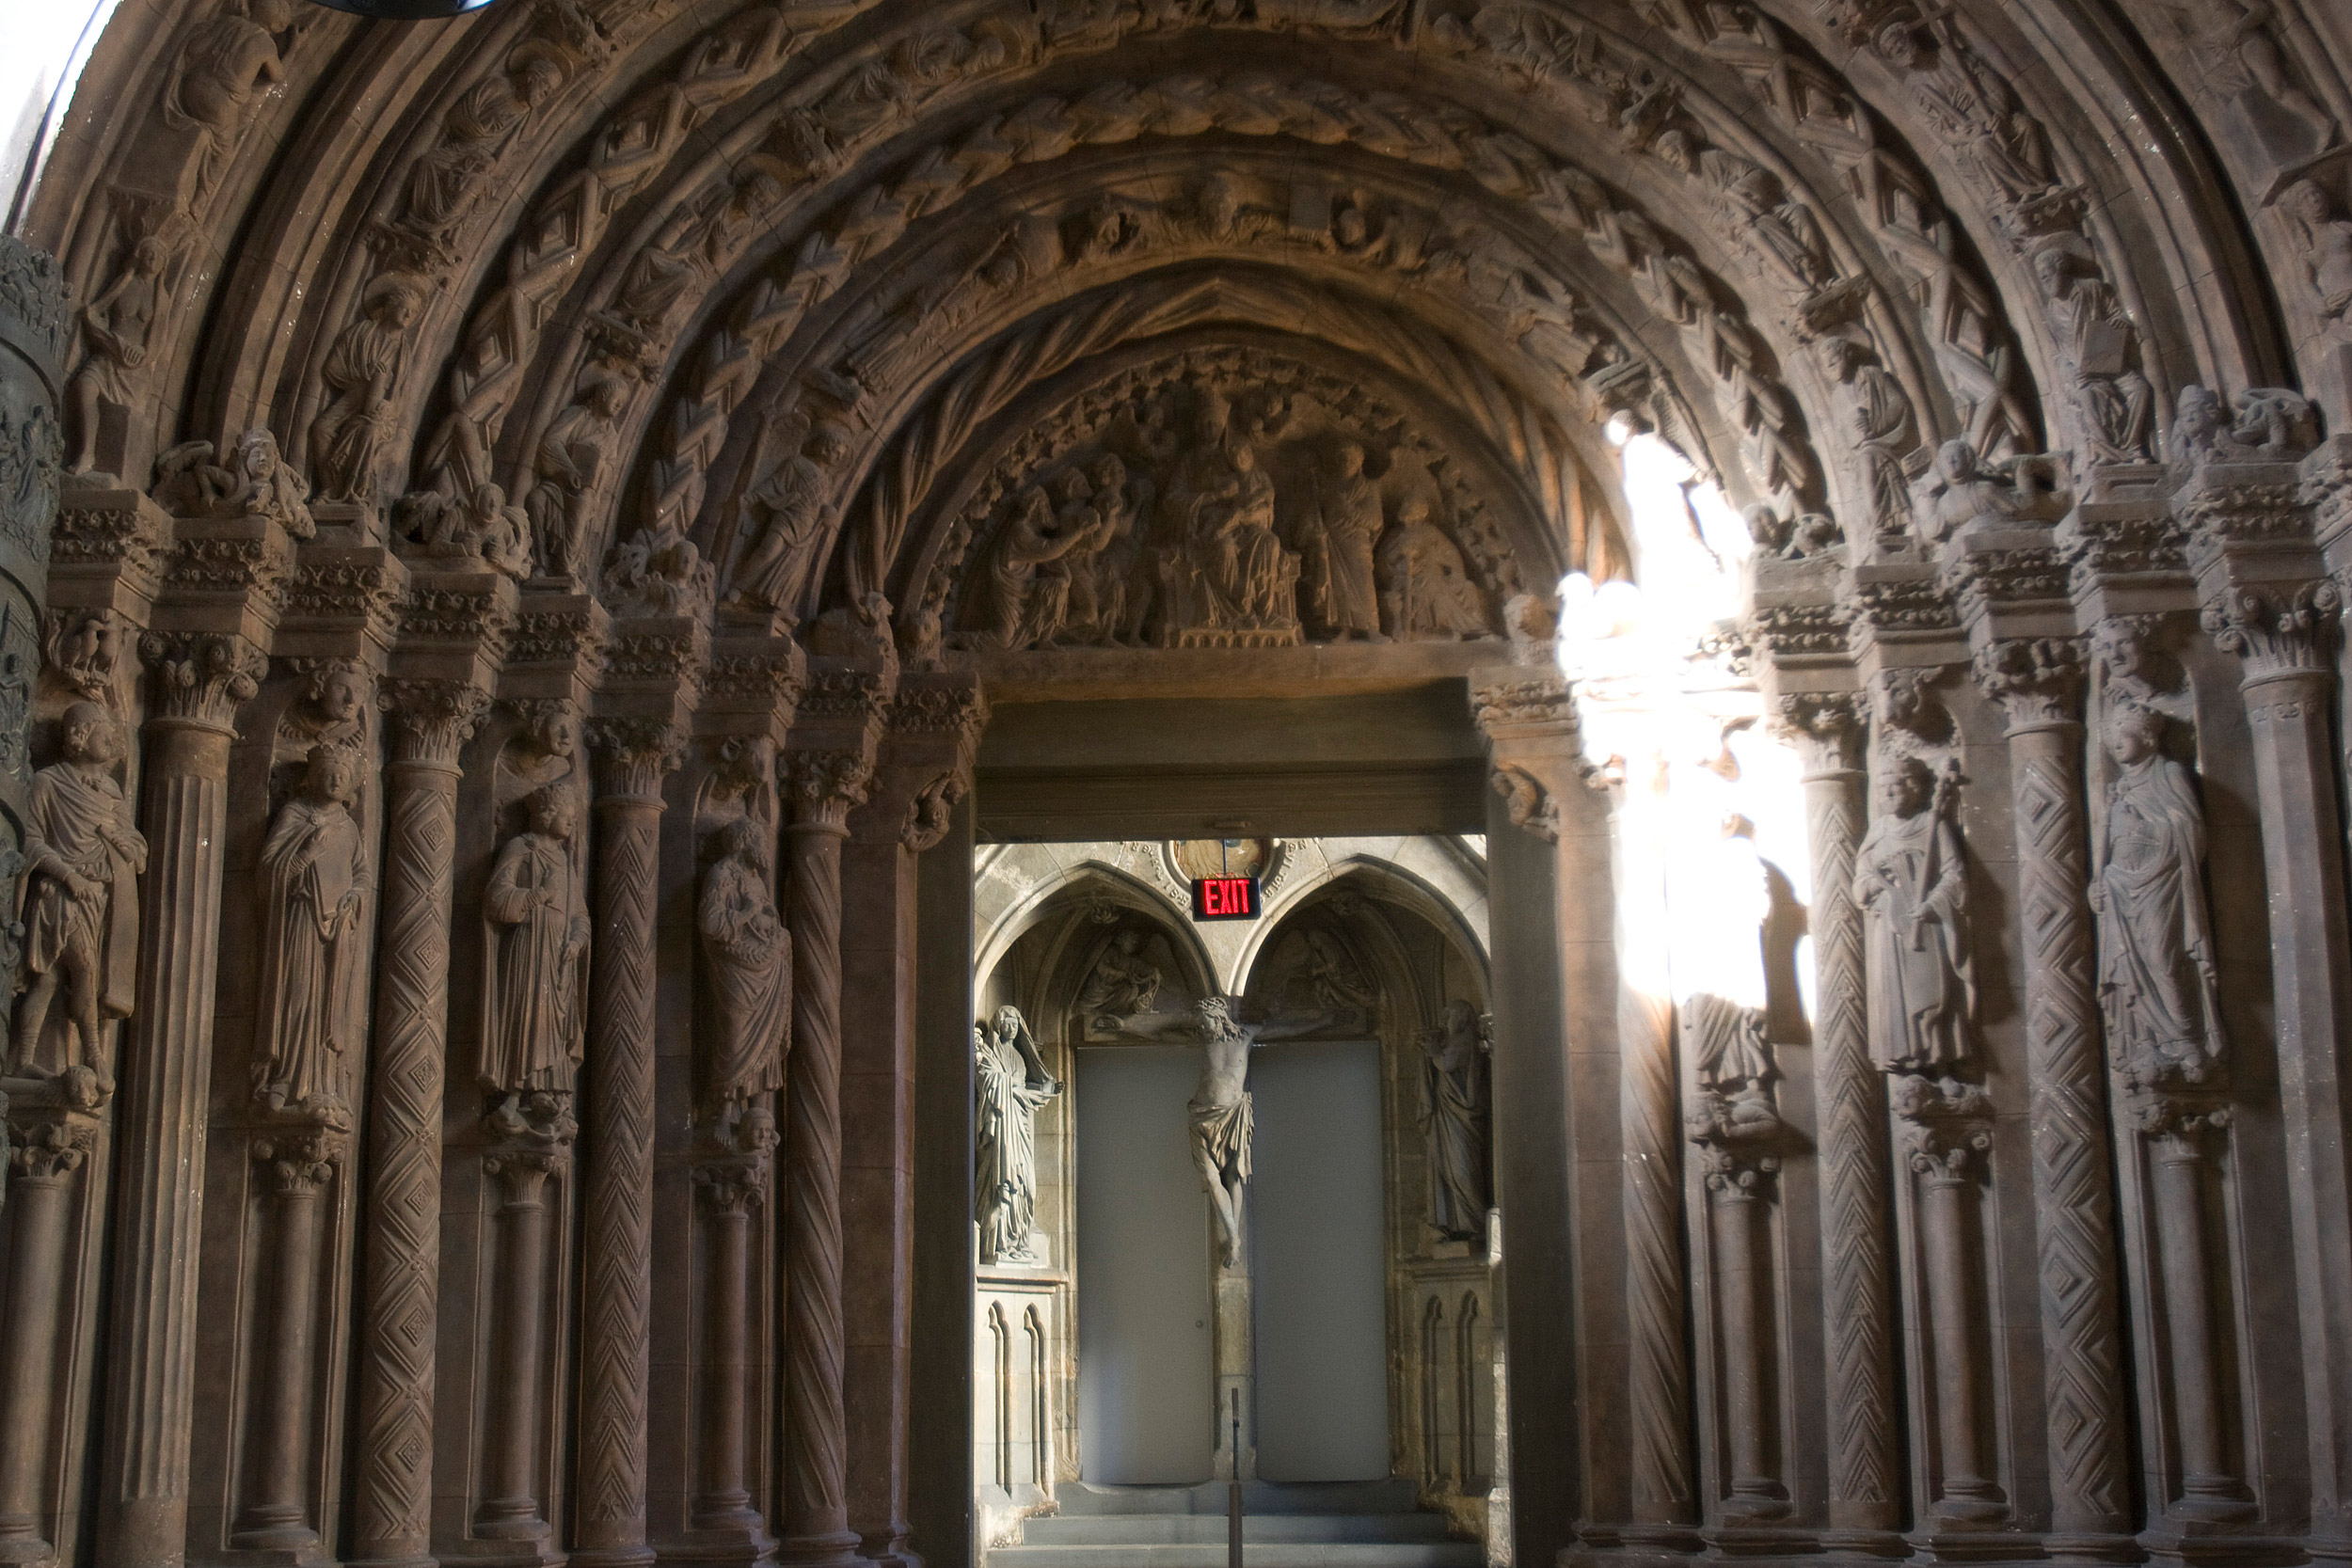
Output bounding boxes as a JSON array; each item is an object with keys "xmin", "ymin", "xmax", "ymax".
[
  {"xmin": 0, "ymin": 1114, "xmax": 95, "ymax": 1562},
  {"xmin": 1984, "ymin": 665, "xmax": 2132, "ymax": 1552},
  {"xmin": 781, "ymin": 761, "xmax": 865, "ymax": 1566},
  {"xmin": 352, "ymin": 689, "xmax": 483, "ymax": 1567},
  {"xmin": 98, "ymin": 637, "xmax": 261, "ymax": 1568},
  {"xmin": 1781, "ymin": 701, "xmax": 1902, "ymax": 1543},
  {"xmin": 574, "ymin": 737, "xmax": 675, "ymax": 1568}
]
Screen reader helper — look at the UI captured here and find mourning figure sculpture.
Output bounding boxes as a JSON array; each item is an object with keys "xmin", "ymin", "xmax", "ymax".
[
  {"xmin": 974, "ymin": 1004, "xmax": 1060, "ymax": 1265},
  {"xmin": 480, "ymin": 787, "xmax": 590, "ymax": 1120},
  {"xmin": 10, "ymin": 702, "xmax": 145, "ymax": 1101},
  {"xmin": 251, "ymin": 745, "xmax": 373, "ymax": 1119},
  {"xmin": 698, "ymin": 817, "xmax": 791, "ymax": 1140},
  {"xmin": 1853, "ymin": 754, "xmax": 1977, "ymax": 1075},
  {"xmin": 2091, "ymin": 702, "xmax": 2227, "ymax": 1090},
  {"xmin": 1420, "ymin": 998, "xmax": 1492, "ymax": 1241}
]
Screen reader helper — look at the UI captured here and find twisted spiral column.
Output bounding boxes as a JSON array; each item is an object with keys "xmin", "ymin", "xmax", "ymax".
[
  {"xmin": 572, "ymin": 724, "xmax": 681, "ymax": 1568},
  {"xmin": 780, "ymin": 750, "xmax": 870, "ymax": 1567},
  {"xmin": 350, "ymin": 684, "xmax": 485, "ymax": 1567},
  {"xmin": 1978, "ymin": 643, "xmax": 2132, "ymax": 1554},
  {"xmin": 1777, "ymin": 696, "xmax": 1903, "ymax": 1545}
]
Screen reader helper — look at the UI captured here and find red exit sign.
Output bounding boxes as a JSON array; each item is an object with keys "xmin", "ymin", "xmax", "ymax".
[{"xmin": 1190, "ymin": 876, "xmax": 1261, "ymax": 921}]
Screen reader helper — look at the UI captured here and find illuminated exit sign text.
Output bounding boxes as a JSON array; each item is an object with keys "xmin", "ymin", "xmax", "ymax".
[{"xmin": 1190, "ymin": 876, "xmax": 1261, "ymax": 922}]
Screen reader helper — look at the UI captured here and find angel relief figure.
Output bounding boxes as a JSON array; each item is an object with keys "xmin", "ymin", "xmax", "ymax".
[{"xmin": 480, "ymin": 787, "xmax": 591, "ymax": 1125}]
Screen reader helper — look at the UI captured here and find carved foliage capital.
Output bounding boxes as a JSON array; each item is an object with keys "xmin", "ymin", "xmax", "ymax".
[
  {"xmin": 1770, "ymin": 690, "xmax": 1866, "ymax": 772},
  {"xmin": 1891, "ymin": 1075, "xmax": 1994, "ymax": 1180},
  {"xmin": 380, "ymin": 679, "xmax": 491, "ymax": 768},
  {"xmin": 787, "ymin": 748, "xmax": 875, "ymax": 827},
  {"xmin": 139, "ymin": 630, "xmax": 266, "ymax": 726},
  {"xmin": 252, "ymin": 1128, "xmax": 347, "ymax": 1195},
  {"xmin": 2201, "ymin": 579, "xmax": 2341, "ymax": 680},
  {"xmin": 6, "ymin": 1104, "xmax": 98, "ymax": 1181},
  {"xmin": 1971, "ymin": 637, "xmax": 2085, "ymax": 729},
  {"xmin": 587, "ymin": 717, "xmax": 688, "ymax": 800}
]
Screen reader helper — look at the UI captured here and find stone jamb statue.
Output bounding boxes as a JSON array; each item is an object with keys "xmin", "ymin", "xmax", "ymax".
[
  {"xmin": 2090, "ymin": 701, "xmax": 2227, "ymax": 1092},
  {"xmin": 974, "ymin": 1004, "xmax": 1060, "ymax": 1266},
  {"xmin": 10, "ymin": 701, "xmax": 145, "ymax": 1104},
  {"xmin": 251, "ymin": 744, "xmax": 373, "ymax": 1124},
  {"xmin": 1852, "ymin": 752, "xmax": 1977, "ymax": 1078},
  {"xmin": 698, "ymin": 816, "xmax": 791, "ymax": 1143},
  {"xmin": 480, "ymin": 786, "xmax": 591, "ymax": 1128}
]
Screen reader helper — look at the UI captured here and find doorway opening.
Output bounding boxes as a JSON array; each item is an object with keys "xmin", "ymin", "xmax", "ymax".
[{"xmin": 967, "ymin": 834, "xmax": 1502, "ymax": 1562}]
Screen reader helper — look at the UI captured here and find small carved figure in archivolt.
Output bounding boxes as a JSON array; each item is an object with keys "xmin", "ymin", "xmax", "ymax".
[
  {"xmin": 11, "ymin": 703, "xmax": 145, "ymax": 1100},
  {"xmin": 698, "ymin": 817, "xmax": 790, "ymax": 1141},
  {"xmin": 526, "ymin": 366, "xmax": 628, "ymax": 580},
  {"xmin": 1853, "ymin": 754, "xmax": 1977, "ymax": 1076},
  {"xmin": 66, "ymin": 236, "xmax": 166, "ymax": 477},
  {"xmin": 2282, "ymin": 180, "xmax": 2352, "ymax": 323},
  {"xmin": 725, "ymin": 419, "xmax": 854, "ymax": 617},
  {"xmin": 1420, "ymin": 999, "xmax": 1492, "ymax": 1242},
  {"xmin": 974, "ymin": 1005, "xmax": 1060, "ymax": 1265},
  {"xmin": 223, "ymin": 427, "xmax": 315, "ymax": 538},
  {"xmin": 307, "ymin": 273, "xmax": 425, "ymax": 501},
  {"xmin": 480, "ymin": 787, "xmax": 590, "ymax": 1117},
  {"xmin": 252, "ymin": 745, "xmax": 373, "ymax": 1119},
  {"xmin": 1077, "ymin": 928, "xmax": 1163, "ymax": 1027},
  {"xmin": 2091, "ymin": 702, "xmax": 2227, "ymax": 1090}
]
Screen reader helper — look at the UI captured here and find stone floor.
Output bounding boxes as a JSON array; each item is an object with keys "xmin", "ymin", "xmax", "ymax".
[{"xmin": 989, "ymin": 1481, "xmax": 1483, "ymax": 1566}]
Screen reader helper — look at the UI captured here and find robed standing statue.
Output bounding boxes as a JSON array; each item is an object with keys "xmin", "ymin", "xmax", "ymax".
[
  {"xmin": 252, "ymin": 745, "xmax": 373, "ymax": 1117},
  {"xmin": 480, "ymin": 787, "xmax": 590, "ymax": 1117},
  {"xmin": 975, "ymin": 1005, "xmax": 1060, "ymax": 1264}
]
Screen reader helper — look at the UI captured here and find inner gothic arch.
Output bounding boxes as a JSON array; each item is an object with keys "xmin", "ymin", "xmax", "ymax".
[{"xmin": 2, "ymin": 0, "xmax": 2352, "ymax": 1565}]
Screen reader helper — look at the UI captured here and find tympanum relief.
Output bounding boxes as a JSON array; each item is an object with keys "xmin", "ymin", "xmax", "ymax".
[{"xmin": 929, "ymin": 346, "xmax": 1517, "ymax": 654}]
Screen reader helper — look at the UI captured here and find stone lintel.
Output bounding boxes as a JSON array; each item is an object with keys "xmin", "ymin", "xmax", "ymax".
[
  {"xmin": 48, "ymin": 484, "xmax": 170, "ymax": 627},
  {"xmin": 389, "ymin": 564, "xmax": 518, "ymax": 693},
  {"xmin": 1744, "ymin": 553, "xmax": 1851, "ymax": 675},
  {"xmin": 1844, "ymin": 558, "xmax": 1965, "ymax": 661},
  {"xmin": 700, "ymin": 630, "xmax": 808, "ymax": 748},
  {"xmin": 274, "ymin": 543, "xmax": 409, "ymax": 664},
  {"xmin": 499, "ymin": 584, "xmax": 610, "ymax": 708},
  {"xmin": 151, "ymin": 511, "xmax": 295, "ymax": 648}
]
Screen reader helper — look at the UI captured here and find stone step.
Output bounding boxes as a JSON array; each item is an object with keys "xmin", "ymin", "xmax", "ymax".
[
  {"xmin": 989, "ymin": 1543, "xmax": 1484, "ymax": 1568},
  {"xmin": 1055, "ymin": 1480, "xmax": 1424, "ymax": 1515},
  {"xmin": 1023, "ymin": 1513, "xmax": 1456, "ymax": 1544}
]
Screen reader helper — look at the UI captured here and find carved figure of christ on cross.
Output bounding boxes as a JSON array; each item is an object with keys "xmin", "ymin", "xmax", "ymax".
[{"xmin": 1123, "ymin": 993, "xmax": 1327, "ymax": 1267}]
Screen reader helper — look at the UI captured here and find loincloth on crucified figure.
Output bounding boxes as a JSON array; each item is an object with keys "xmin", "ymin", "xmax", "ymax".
[{"xmin": 1188, "ymin": 1091, "xmax": 1253, "ymax": 1184}]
